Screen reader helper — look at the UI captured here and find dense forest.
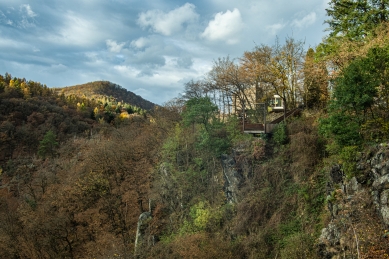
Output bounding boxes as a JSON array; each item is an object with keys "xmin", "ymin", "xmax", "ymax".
[
  {"xmin": 56, "ymin": 81, "xmax": 156, "ymax": 111},
  {"xmin": 2, "ymin": 1, "xmax": 389, "ymax": 258}
]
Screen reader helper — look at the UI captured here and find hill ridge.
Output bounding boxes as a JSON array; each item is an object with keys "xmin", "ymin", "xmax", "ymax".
[{"xmin": 56, "ymin": 81, "xmax": 156, "ymax": 110}]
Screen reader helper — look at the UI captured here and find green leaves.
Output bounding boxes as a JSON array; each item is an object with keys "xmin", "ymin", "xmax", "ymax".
[
  {"xmin": 320, "ymin": 112, "xmax": 362, "ymax": 147},
  {"xmin": 196, "ymin": 120, "xmax": 230, "ymax": 157},
  {"xmin": 272, "ymin": 122, "xmax": 288, "ymax": 146},
  {"xmin": 181, "ymin": 97, "xmax": 230, "ymax": 157},
  {"xmin": 325, "ymin": 0, "xmax": 389, "ymax": 41},
  {"xmin": 332, "ymin": 57, "xmax": 377, "ymax": 116},
  {"xmin": 319, "ymin": 45, "xmax": 389, "ymax": 147},
  {"xmin": 182, "ymin": 97, "xmax": 218, "ymax": 132},
  {"xmin": 320, "ymin": 55, "xmax": 375, "ymax": 147},
  {"xmin": 38, "ymin": 130, "xmax": 58, "ymax": 158}
]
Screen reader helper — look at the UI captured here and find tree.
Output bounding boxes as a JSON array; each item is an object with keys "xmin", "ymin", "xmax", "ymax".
[
  {"xmin": 318, "ymin": 1, "xmax": 389, "ymax": 71},
  {"xmin": 320, "ymin": 54, "xmax": 378, "ymax": 147},
  {"xmin": 182, "ymin": 97, "xmax": 218, "ymax": 132},
  {"xmin": 251, "ymin": 38, "xmax": 305, "ymax": 121},
  {"xmin": 183, "ymin": 80, "xmax": 208, "ymax": 100},
  {"xmin": 38, "ymin": 130, "xmax": 58, "ymax": 158},
  {"xmin": 365, "ymin": 45, "xmax": 389, "ymax": 117},
  {"xmin": 325, "ymin": 0, "xmax": 372, "ymax": 40},
  {"xmin": 303, "ymin": 48, "xmax": 329, "ymax": 109},
  {"xmin": 325, "ymin": 0, "xmax": 389, "ymax": 41},
  {"xmin": 208, "ymin": 57, "xmax": 257, "ymax": 120}
]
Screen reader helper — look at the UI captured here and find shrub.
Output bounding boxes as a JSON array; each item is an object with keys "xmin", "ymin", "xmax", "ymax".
[
  {"xmin": 339, "ymin": 145, "xmax": 359, "ymax": 179},
  {"xmin": 273, "ymin": 122, "xmax": 288, "ymax": 145}
]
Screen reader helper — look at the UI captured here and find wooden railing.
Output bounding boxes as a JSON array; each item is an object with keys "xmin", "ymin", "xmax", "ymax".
[{"xmin": 240, "ymin": 108, "xmax": 302, "ymax": 134}]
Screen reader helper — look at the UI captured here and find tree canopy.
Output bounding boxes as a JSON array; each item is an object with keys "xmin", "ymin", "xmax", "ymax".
[{"xmin": 326, "ymin": 0, "xmax": 389, "ymax": 40}]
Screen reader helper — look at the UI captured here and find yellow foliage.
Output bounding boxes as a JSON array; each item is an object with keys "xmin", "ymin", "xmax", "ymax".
[{"xmin": 119, "ymin": 111, "xmax": 130, "ymax": 120}]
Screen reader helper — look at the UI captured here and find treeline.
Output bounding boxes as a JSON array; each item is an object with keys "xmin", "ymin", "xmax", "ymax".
[
  {"xmin": 58, "ymin": 81, "xmax": 156, "ymax": 110},
  {"xmin": 0, "ymin": 110, "xmax": 173, "ymax": 259},
  {"xmin": 137, "ymin": 1, "xmax": 389, "ymax": 258},
  {"xmin": 0, "ymin": 73, "xmax": 174, "ymax": 258},
  {"xmin": 167, "ymin": 37, "xmax": 328, "ymax": 123},
  {"xmin": 0, "ymin": 74, "xmax": 148, "ymax": 163},
  {"xmin": 2, "ymin": 1, "xmax": 389, "ymax": 258}
]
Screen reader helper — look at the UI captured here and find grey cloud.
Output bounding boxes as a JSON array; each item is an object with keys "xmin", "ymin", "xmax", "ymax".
[
  {"xmin": 106, "ymin": 39, "xmax": 126, "ymax": 53},
  {"xmin": 291, "ymin": 12, "xmax": 317, "ymax": 28},
  {"xmin": 0, "ymin": 0, "xmax": 328, "ymax": 105},
  {"xmin": 20, "ymin": 4, "xmax": 36, "ymax": 18},
  {"xmin": 177, "ymin": 56, "xmax": 193, "ymax": 68},
  {"xmin": 137, "ymin": 3, "xmax": 199, "ymax": 36},
  {"xmin": 44, "ymin": 64, "xmax": 68, "ymax": 74},
  {"xmin": 0, "ymin": 4, "xmax": 36, "ymax": 28}
]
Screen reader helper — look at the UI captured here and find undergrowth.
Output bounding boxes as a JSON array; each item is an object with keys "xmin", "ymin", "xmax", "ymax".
[{"xmin": 144, "ymin": 113, "xmax": 328, "ymax": 258}]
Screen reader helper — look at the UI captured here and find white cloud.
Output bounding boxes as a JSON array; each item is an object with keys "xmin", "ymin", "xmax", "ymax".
[
  {"xmin": 106, "ymin": 39, "xmax": 125, "ymax": 52},
  {"xmin": 114, "ymin": 65, "xmax": 141, "ymax": 77},
  {"xmin": 291, "ymin": 12, "xmax": 316, "ymax": 28},
  {"xmin": 131, "ymin": 37, "xmax": 149, "ymax": 49},
  {"xmin": 47, "ymin": 63, "xmax": 67, "ymax": 73},
  {"xmin": 266, "ymin": 22, "xmax": 286, "ymax": 35},
  {"xmin": 0, "ymin": 38, "xmax": 24, "ymax": 48},
  {"xmin": 0, "ymin": 0, "xmax": 330, "ymax": 105},
  {"xmin": 201, "ymin": 8, "xmax": 244, "ymax": 45},
  {"xmin": 20, "ymin": 4, "xmax": 36, "ymax": 18},
  {"xmin": 45, "ymin": 11, "xmax": 105, "ymax": 47},
  {"xmin": 137, "ymin": 3, "xmax": 199, "ymax": 36},
  {"xmin": 0, "ymin": 4, "xmax": 37, "ymax": 28}
]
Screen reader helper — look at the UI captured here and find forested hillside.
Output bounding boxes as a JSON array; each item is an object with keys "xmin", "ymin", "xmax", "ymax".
[
  {"xmin": 57, "ymin": 81, "xmax": 156, "ymax": 111},
  {"xmin": 2, "ymin": 1, "xmax": 389, "ymax": 259}
]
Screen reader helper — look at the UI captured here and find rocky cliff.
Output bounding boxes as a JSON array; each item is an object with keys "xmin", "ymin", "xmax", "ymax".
[{"xmin": 319, "ymin": 143, "xmax": 389, "ymax": 258}]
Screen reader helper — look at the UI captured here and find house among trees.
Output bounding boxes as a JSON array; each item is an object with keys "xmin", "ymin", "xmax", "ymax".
[{"xmin": 269, "ymin": 95, "xmax": 284, "ymax": 112}]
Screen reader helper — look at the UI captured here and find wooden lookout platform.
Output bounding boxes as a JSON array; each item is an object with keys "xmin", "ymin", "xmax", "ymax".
[{"xmin": 240, "ymin": 108, "xmax": 301, "ymax": 134}]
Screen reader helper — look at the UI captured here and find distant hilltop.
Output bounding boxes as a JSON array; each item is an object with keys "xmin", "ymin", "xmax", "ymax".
[{"xmin": 56, "ymin": 81, "xmax": 156, "ymax": 110}]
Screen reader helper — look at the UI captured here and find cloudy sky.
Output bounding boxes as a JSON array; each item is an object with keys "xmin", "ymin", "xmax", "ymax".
[{"xmin": 0, "ymin": 0, "xmax": 329, "ymax": 105}]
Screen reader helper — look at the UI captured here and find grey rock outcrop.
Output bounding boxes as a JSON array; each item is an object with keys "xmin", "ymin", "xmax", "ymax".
[
  {"xmin": 221, "ymin": 154, "xmax": 244, "ymax": 203},
  {"xmin": 318, "ymin": 143, "xmax": 389, "ymax": 258},
  {"xmin": 134, "ymin": 211, "xmax": 152, "ymax": 256}
]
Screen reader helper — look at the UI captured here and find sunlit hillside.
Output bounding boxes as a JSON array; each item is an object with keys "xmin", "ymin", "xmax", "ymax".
[{"xmin": 57, "ymin": 81, "xmax": 156, "ymax": 110}]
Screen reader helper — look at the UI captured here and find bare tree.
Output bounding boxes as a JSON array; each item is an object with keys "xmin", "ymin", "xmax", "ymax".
[{"xmin": 248, "ymin": 37, "xmax": 305, "ymax": 121}]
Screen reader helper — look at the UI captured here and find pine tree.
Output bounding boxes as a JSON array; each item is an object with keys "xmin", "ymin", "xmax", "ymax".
[
  {"xmin": 325, "ymin": 0, "xmax": 389, "ymax": 40},
  {"xmin": 38, "ymin": 130, "xmax": 58, "ymax": 158}
]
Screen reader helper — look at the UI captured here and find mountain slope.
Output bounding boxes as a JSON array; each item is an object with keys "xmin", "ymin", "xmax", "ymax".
[{"xmin": 57, "ymin": 81, "xmax": 156, "ymax": 110}]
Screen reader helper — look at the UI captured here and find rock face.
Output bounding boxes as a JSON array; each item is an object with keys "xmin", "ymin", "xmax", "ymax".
[
  {"xmin": 134, "ymin": 212, "xmax": 152, "ymax": 256},
  {"xmin": 318, "ymin": 143, "xmax": 389, "ymax": 258},
  {"xmin": 371, "ymin": 144, "xmax": 389, "ymax": 226},
  {"xmin": 221, "ymin": 154, "xmax": 244, "ymax": 203}
]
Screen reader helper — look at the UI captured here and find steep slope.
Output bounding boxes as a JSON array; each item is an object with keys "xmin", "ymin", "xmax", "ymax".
[{"xmin": 57, "ymin": 81, "xmax": 156, "ymax": 110}]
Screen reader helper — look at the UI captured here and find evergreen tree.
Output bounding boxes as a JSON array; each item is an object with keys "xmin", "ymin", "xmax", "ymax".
[
  {"xmin": 38, "ymin": 130, "xmax": 58, "ymax": 158},
  {"xmin": 182, "ymin": 97, "xmax": 218, "ymax": 132},
  {"xmin": 325, "ymin": 0, "xmax": 389, "ymax": 40},
  {"xmin": 320, "ymin": 54, "xmax": 378, "ymax": 147}
]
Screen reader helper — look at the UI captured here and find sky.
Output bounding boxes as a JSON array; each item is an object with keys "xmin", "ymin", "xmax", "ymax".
[{"xmin": 0, "ymin": 0, "xmax": 329, "ymax": 105}]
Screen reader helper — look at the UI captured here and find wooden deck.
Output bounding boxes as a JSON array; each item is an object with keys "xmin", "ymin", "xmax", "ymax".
[
  {"xmin": 240, "ymin": 108, "xmax": 301, "ymax": 134},
  {"xmin": 243, "ymin": 123, "xmax": 265, "ymax": 134}
]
